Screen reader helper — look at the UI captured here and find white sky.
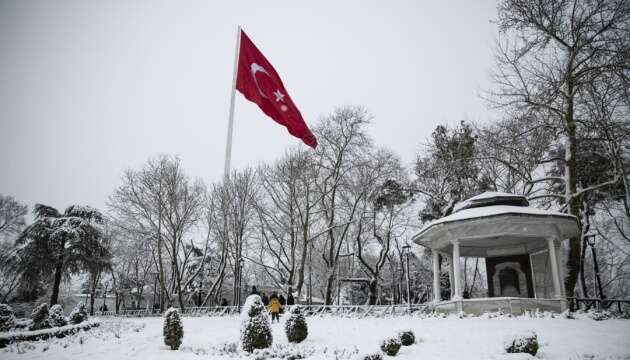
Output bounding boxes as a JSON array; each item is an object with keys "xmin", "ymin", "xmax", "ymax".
[{"xmin": 0, "ymin": 0, "xmax": 499, "ymax": 214}]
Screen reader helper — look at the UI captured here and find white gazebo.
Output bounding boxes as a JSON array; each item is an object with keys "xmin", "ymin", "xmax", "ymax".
[{"xmin": 412, "ymin": 192, "xmax": 580, "ymax": 315}]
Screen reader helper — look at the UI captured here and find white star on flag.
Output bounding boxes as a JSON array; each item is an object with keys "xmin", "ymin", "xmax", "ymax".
[{"xmin": 273, "ymin": 89, "xmax": 285, "ymax": 103}]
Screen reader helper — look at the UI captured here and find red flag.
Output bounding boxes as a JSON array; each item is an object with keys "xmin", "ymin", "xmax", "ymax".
[{"xmin": 235, "ymin": 30, "xmax": 317, "ymax": 148}]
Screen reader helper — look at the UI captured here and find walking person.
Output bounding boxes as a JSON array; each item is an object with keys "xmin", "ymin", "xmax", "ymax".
[{"xmin": 268, "ymin": 292, "xmax": 282, "ymax": 323}]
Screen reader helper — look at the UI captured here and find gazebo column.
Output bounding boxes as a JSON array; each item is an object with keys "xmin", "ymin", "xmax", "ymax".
[
  {"xmin": 432, "ymin": 251, "xmax": 440, "ymax": 302},
  {"xmin": 547, "ymin": 237, "xmax": 562, "ymax": 298},
  {"xmin": 448, "ymin": 256, "xmax": 454, "ymax": 298},
  {"xmin": 451, "ymin": 240, "xmax": 462, "ymax": 300}
]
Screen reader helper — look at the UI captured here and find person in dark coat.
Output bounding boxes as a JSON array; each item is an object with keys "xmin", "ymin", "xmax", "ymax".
[
  {"xmin": 220, "ymin": 298, "xmax": 229, "ymax": 306},
  {"xmin": 250, "ymin": 286, "xmax": 259, "ymax": 295},
  {"xmin": 278, "ymin": 294, "xmax": 286, "ymax": 306},
  {"xmin": 286, "ymin": 293, "xmax": 295, "ymax": 305},
  {"xmin": 261, "ymin": 292, "xmax": 269, "ymax": 306}
]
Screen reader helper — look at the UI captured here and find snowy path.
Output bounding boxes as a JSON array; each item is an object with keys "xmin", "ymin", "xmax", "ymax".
[{"xmin": 1, "ymin": 315, "xmax": 629, "ymax": 359}]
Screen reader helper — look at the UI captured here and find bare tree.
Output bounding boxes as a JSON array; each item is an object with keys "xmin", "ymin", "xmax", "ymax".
[
  {"xmin": 108, "ymin": 154, "xmax": 206, "ymax": 310},
  {"xmin": 354, "ymin": 150, "xmax": 411, "ymax": 304},
  {"xmin": 0, "ymin": 194, "xmax": 27, "ymax": 238},
  {"xmin": 489, "ymin": 0, "xmax": 630, "ymax": 294},
  {"xmin": 312, "ymin": 106, "xmax": 373, "ymax": 304}
]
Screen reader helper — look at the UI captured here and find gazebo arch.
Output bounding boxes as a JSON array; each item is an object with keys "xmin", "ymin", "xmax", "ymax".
[{"xmin": 412, "ymin": 192, "xmax": 580, "ymax": 315}]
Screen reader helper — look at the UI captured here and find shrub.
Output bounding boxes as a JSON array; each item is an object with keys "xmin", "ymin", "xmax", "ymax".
[
  {"xmin": 29, "ymin": 303, "xmax": 51, "ymax": 331},
  {"xmin": 240, "ymin": 295, "xmax": 272, "ymax": 352},
  {"xmin": 380, "ymin": 337, "xmax": 402, "ymax": 356},
  {"xmin": 49, "ymin": 304, "xmax": 68, "ymax": 327},
  {"xmin": 397, "ymin": 330, "xmax": 415, "ymax": 346},
  {"xmin": 357, "ymin": 352, "xmax": 383, "ymax": 360},
  {"xmin": 0, "ymin": 304, "xmax": 16, "ymax": 331},
  {"xmin": 504, "ymin": 330, "xmax": 538, "ymax": 356},
  {"xmin": 163, "ymin": 307, "xmax": 184, "ymax": 350},
  {"xmin": 588, "ymin": 310, "xmax": 611, "ymax": 321},
  {"xmin": 69, "ymin": 302, "xmax": 88, "ymax": 324},
  {"xmin": 285, "ymin": 306, "xmax": 308, "ymax": 343}
]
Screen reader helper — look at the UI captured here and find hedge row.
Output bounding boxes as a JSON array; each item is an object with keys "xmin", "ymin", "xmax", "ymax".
[{"xmin": 0, "ymin": 320, "xmax": 100, "ymax": 348}]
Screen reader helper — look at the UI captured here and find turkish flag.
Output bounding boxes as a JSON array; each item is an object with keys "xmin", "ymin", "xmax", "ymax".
[{"xmin": 236, "ymin": 30, "xmax": 317, "ymax": 148}]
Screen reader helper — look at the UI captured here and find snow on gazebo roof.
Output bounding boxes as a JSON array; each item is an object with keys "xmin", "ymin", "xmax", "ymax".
[
  {"xmin": 452, "ymin": 191, "xmax": 529, "ymax": 213},
  {"xmin": 412, "ymin": 192, "xmax": 579, "ymax": 254}
]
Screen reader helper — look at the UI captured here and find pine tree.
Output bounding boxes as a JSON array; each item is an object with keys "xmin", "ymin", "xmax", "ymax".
[
  {"xmin": 29, "ymin": 303, "xmax": 51, "ymax": 330},
  {"xmin": 69, "ymin": 301, "xmax": 88, "ymax": 324},
  {"xmin": 285, "ymin": 306, "xmax": 308, "ymax": 343},
  {"xmin": 49, "ymin": 304, "xmax": 67, "ymax": 327},
  {"xmin": 163, "ymin": 307, "xmax": 184, "ymax": 350},
  {"xmin": 0, "ymin": 304, "xmax": 16, "ymax": 331},
  {"xmin": 240, "ymin": 295, "xmax": 272, "ymax": 352},
  {"xmin": 15, "ymin": 205, "xmax": 110, "ymax": 305}
]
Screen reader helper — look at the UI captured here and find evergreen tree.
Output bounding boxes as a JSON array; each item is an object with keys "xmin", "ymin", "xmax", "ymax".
[
  {"xmin": 163, "ymin": 307, "xmax": 184, "ymax": 350},
  {"xmin": 16, "ymin": 205, "xmax": 110, "ymax": 305},
  {"xmin": 284, "ymin": 306, "xmax": 308, "ymax": 343},
  {"xmin": 240, "ymin": 295, "xmax": 272, "ymax": 352},
  {"xmin": 0, "ymin": 304, "xmax": 15, "ymax": 331},
  {"xmin": 29, "ymin": 303, "xmax": 51, "ymax": 330},
  {"xmin": 69, "ymin": 301, "xmax": 88, "ymax": 324},
  {"xmin": 49, "ymin": 304, "xmax": 67, "ymax": 327}
]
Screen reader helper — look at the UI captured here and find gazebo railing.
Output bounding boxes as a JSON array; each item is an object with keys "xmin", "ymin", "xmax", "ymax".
[
  {"xmin": 567, "ymin": 297, "xmax": 630, "ymax": 313},
  {"xmin": 93, "ymin": 304, "xmax": 428, "ymax": 318}
]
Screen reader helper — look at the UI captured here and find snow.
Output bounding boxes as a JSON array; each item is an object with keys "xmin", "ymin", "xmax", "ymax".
[
  {"xmin": 452, "ymin": 192, "xmax": 528, "ymax": 213},
  {"xmin": 417, "ymin": 205, "xmax": 576, "ymax": 235},
  {"xmin": 1, "ymin": 314, "xmax": 629, "ymax": 359}
]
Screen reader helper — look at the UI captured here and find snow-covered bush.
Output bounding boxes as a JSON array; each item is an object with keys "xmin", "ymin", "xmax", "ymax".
[
  {"xmin": 240, "ymin": 294, "xmax": 272, "ymax": 352},
  {"xmin": 49, "ymin": 304, "xmax": 68, "ymax": 327},
  {"xmin": 285, "ymin": 306, "xmax": 308, "ymax": 343},
  {"xmin": 69, "ymin": 301, "xmax": 88, "ymax": 324},
  {"xmin": 397, "ymin": 329, "xmax": 415, "ymax": 346},
  {"xmin": 380, "ymin": 337, "xmax": 402, "ymax": 356},
  {"xmin": 504, "ymin": 330, "xmax": 538, "ymax": 356},
  {"xmin": 163, "ymin": 307, "xmax": 184, "ymax": 350},
  {"xmin": 29, "ymin": 303, "xmax": 51, "ymax": 330},
  {"xmin": 356, "ymin": 352, "xmax": 383, "ymax": 360},
  {"xmin": 588, "ymin": 310, "xmax": 611, "ymax": 321},
  {"xmin": 0, "ymin": 304, "xmax": 16, "ymax": 331}
]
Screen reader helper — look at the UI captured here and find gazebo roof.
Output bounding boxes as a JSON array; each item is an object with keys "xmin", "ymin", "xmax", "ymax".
[{"xmin": 412, "ymin": 193, "xmax": 579, "ymax": 257}]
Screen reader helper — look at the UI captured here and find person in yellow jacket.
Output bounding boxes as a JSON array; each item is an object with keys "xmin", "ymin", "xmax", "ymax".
[{"xmin": 268, "ymin": 293, "xmax": 282, "ymax": 323}]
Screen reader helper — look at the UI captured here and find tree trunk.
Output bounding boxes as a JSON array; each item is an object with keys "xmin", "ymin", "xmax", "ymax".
[
  {"xmin": 368, "ymin": 278, "xmax": 378, "ymax": 305},
  {"xmin": 564, "ymin": 85, "xmax": 582, "ymax": 297},
  {"xmin": 50, "ymin": 250, "xmax": 65, "ymax": 305},
  {"xmin": 324, "ymin": 272, "xmax": 335, "ymax": 305}
]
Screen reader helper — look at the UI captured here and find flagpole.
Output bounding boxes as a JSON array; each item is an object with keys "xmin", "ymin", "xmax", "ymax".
[{"xmin": 224, "ymin": 25, "xmax": 241, "ymax": 179}]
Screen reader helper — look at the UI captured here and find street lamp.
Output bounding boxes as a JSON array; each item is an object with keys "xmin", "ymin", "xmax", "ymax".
[
  {"xmin": 238, "ymin": 257, "xmax": 245, "ymax": 311},
  {"xmin": 402, "ymin": 244, "xmax": 412, "ymax": 312},
  {"xmin": 584, "ymin": 234, "xmax": 605, "ymax": 302}
]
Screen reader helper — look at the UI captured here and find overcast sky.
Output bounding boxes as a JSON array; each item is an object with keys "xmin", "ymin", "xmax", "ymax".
[{"xmin": 0, "ymin": 0, "xmax": 499, "ymax": 214}]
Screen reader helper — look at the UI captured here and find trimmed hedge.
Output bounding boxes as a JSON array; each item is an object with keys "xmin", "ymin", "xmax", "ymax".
[{"xmin": 0, "ymin": 320, "xmax": 100, "ymax": 348}]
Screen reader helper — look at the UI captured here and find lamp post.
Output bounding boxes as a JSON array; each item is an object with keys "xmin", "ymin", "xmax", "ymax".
[
  {"xmin": 402, "ymin": 244, "xmax": 411, "ymax": 312},
  {"xmin": 151, "ymin": 271, "xmax": 159, "ymax": 313},
  {"xmin": 238, "ymin": 257, "xmax": 245, "ymax": 311},
  {"xmin": 585, "ymin": 234, "xmax": 605, "ymax": 302}
]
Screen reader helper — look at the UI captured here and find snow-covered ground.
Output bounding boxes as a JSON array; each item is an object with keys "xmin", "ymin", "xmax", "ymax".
[{"xmin": 1, "ymin": 314, "xmax": 629, "ymax": 360}]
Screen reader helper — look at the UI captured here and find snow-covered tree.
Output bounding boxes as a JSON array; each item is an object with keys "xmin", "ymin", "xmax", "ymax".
[
  {"xmin": 489, "ymin": 0, "xmax": 630, "ymax": 295},
  {"xmin": 0, "ymin": 303, "xmax": 15, "ymax": 331},
  {"xmin": 29, "ymin": 303, "xmax": 51, "ymax": 330},
  {"xmin": 49, "ymin": 304, "xmax": 67, "ymax": 327},
  {"xmin": 284, "ymin": 306, "xmax": 308, "ymax": 343},
  {"xmin": 69, "ymin": 301, "xmax": 88, "ymax": 324},
  {"xmin": 163, "ymin": 307, "xmax": 184, "ymax": 350},
  {"xmin": 240, "ymin": 295, "xmax": 272, "ymax": 352},
  {"xmin": 15, "ymin": 205, "xmax": 109, "ymax": 305}
]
